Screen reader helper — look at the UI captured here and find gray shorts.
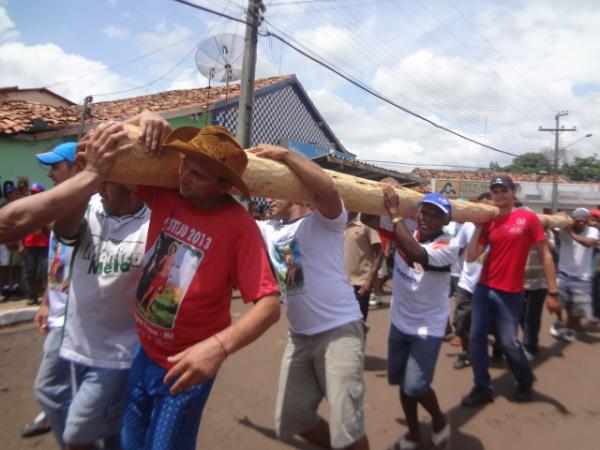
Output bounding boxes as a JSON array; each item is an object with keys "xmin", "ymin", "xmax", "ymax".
[
  {"xmin": 558, "ymin": 272, "xmax": 592, "ymax": 318},
  {"xmin": 452, "ymin": 286, "xmax": 472, "ymax": 338},
  {"xmin": 275, "ymin": 320, "xmax": 366, "ymax": 449}
]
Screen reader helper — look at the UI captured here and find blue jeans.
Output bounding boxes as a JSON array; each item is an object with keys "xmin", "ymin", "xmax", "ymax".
[
  {"xmin": 34, "ymin": 327, "xmax": 71, "ymax": 448},
  {"xmin": 64, "ymin": 362, "xmax": 129, "ymax": 447},
  {"xmin": 469, "ymin": 284, "xmax": 533, "ymax": 392}
]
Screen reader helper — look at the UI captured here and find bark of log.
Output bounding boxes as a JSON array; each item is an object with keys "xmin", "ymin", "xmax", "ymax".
[{"xmin": 79, "ymin": 124, "xmax": 567, "ymax": 227}]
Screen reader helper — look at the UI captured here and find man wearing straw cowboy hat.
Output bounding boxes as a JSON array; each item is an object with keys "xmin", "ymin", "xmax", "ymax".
[{"xmin": 112, "ymin": 113, "xmax": 281, "ymax": 450}]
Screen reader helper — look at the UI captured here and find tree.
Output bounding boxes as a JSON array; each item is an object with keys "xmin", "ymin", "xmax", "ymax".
[
  {"xmin": 504, "ymin": 152, "xmax": 552, "ymax": 174},
  {"xmin": 562, "ymin": 154, "xmax": 600, "ymax": 181}
]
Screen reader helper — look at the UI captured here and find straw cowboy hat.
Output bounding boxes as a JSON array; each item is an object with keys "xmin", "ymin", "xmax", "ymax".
[{"xmin": 163, "ymin": 125, "xmax": 250, "ymax": 198}]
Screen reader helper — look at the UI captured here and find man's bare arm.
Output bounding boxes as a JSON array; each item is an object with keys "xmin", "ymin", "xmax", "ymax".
[
  {"xmin": 465, "ymin": 224, "xmax": 485, "ymax": 263},
  {"xmin": 248, "ymin": 145, "xmax": 342, "ymax": 220},
  {"xmin": 164, "ymin": 294, "xmax": 280, "ymax": 394}
]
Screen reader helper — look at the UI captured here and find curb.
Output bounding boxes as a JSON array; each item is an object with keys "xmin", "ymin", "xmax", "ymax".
[{"xmin": 0, "ymin": 307, "xmax": 37, "ymax": 327}]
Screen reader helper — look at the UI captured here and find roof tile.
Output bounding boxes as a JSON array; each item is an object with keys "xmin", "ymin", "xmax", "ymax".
[{"xmin": 0, "ymin": 75, "xmax": 292, "ymax": 136}]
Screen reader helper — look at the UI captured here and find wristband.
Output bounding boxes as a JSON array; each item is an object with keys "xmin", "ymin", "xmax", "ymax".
[
  {"xmin": 391, "ymin": 216, "xmax": 403, "ymax": 225},
  {"xmin": 213, "ymin": 334, "xmax": 229, "ymax": 358},
  {"xmin": 547, "ymin": 292, "xmax": 559, "ymax": 297}
]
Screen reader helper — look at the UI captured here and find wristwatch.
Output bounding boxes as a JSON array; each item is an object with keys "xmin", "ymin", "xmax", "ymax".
[
  {"xmin": 547, "ymin": 291, "xmax": 559, "ymax": 297},
  {"xmin": 391, "ymin": 216, "xmax": 403, "ymax": 225}
]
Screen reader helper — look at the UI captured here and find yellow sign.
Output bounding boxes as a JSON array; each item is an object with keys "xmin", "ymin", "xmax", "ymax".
[{"xmin": 434, "ymin": 179, "xmax": 490, "ymax": 199}]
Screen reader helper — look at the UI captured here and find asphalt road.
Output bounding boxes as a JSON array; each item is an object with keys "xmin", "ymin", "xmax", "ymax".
[{"xmin": 0, "ymin": 295, "xmax": 598, "ymax": 449}]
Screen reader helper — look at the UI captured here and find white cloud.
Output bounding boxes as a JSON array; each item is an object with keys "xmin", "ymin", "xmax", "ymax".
[
  {"xmin": 289, "ymin": 0, "xmax": 600, "ymax": 168},
  {"xmin": 0, "ymin": 6, "xmax": 18, "ymax": 42},
  {"xmin": 137, "ymin": 23, "xmax": 193, "ymax": 52},
  {"xmin": 0, "ymin": 42, "xmax": 126, "ymax": 102},
  {"xmin": 102, "ymin": 25, "xmax": 130, "ymax": 39},
  {"xmin": 166, "ymin": 68, "xmax": 208, "ymax": 91}
]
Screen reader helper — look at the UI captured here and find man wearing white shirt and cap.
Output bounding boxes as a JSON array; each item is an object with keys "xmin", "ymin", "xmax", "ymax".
[{"xmin": 551, "ymin": 207, "xmax": 599, "ymax": 341}]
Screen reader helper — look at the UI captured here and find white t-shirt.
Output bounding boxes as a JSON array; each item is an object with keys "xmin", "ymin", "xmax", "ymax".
[
  {"xmin": 456, "ymin": 223, "xmax": 484, "ymax": 294},
  {"xmin": 390, "ymin": 229, "xmax": 459, "ymax": 337},
  {"xmin": 444, "ymin": 221, "xmax": 463, "ymax": 277},
  {"xmin": 558, "ymin": 226, "xmax": 599, "ymax": 281},
  {"xmin": 258, "ymin": 208, "xmax": 362, "ymax": 335},
  {"xmin": 46, "ymin": 232, "xmax": 72, "ymax": 329},
  {"xmin": 59, "ymin": 195, "xmax": 150, "ymax": 369}
]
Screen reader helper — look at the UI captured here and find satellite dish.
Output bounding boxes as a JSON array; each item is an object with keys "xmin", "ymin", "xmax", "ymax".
[{"xmin": 195, "ymin": 33, "xmax": 245, "ymax": 124}]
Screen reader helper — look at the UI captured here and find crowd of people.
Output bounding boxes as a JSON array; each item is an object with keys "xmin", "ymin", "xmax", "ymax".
[{"xmin": 0, "ymin": 111, "xmax": 599, "ymax": 450}]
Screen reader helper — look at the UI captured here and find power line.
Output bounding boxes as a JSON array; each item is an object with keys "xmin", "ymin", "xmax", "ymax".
[
  {"xmin": 260, "ymin": 26, "xmax": 519, "ymax": 157},
  {"xmin": 91, "ymin": 44, "xmax": 199, "ymax": 98},
  {"xmin": 361, "ymin": 159, "xmax": 491, "ymax": 169},
  {"xmin": 293, "ymin": 4, "xmax": 544, "ymax": 151},
  {"xmin": 175, "ymin": 1, "xmax": 524, "ymax": 157},
  {"xmin": 173, "ymin": 0, "xmax": 250, "ymax": 25}
]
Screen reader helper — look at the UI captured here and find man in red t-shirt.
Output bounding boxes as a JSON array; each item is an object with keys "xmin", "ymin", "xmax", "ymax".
[
  {"xmin": 112, "ymin": 113, "xmax": 281, "ymax": 450},
  {"xmin": 461, "ymin": 175, "xmax": 559, "ymax": 406}
]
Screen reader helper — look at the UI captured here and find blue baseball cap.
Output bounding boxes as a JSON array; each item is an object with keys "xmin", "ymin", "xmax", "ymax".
[
  {"xmin": 419, "ymin": 192, "xmax": 452, "ymax": 216},
  {"xmin": 30, "ymin": 182, "xmax": 45, "ymax": 193},
  {"xmin": 36, "ymin": 142, "xmax": 77, "ymax": 165}
]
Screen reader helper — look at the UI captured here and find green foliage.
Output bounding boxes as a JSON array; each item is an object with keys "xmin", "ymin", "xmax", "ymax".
[
  {"xmin": 504, "ymin": 152, "xmax": 552, "ymax": 174},
  {"xmin": 489, "ymin": 161, "xmax": 500, "ymax": 170},
  {"xmin": 563, "ymin": 154, "xmax": 600, "ymax": 181}
]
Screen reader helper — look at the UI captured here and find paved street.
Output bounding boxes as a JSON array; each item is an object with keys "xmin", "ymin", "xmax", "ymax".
[{"xmin": 0, "ymin": 294, "xmax": 598, "ymax": 449}]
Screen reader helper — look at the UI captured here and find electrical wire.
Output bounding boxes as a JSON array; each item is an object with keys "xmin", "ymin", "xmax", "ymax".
[
  {"xmin": 360, "ymin": 159, "xmax": 494, "ymax": 169},
  {"xmin": 260, "ymin": 27, "xmax": 519, "ymax": 157},
  {"xmin": 267, "ymin": 0, "xmax": 552, "ymax": 150},
  {"xmin": 91, "ymin": 44, "xmax": 199, "ymax": 98},
  {"xmin": 288, "ymin": 5, "xmax": 543, "ymax": 151}
]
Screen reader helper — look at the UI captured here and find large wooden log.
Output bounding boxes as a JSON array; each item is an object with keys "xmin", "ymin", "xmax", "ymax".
[{"xmin": 78, "ymin": 124, "xmax": 568, "ymax": 227}]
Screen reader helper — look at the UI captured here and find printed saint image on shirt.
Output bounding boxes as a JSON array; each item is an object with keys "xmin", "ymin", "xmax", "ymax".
[
  {"xmin": 273, "ymin": 238, "xmax": 304, "ymax": 293},
  {"xmin": 136, "ymin": 232, "xmax": 203, "ymax": 328},
  {"xmin": 48, "ymin": 237, "xmax": 69, "ymax": 292}
]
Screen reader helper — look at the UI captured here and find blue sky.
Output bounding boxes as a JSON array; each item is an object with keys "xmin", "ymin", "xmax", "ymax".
[{"xmin": 2, "ymin": 0, "xmax": 599, "ymax": 170}]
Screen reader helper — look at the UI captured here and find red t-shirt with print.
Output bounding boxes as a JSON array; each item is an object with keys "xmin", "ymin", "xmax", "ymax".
[
  {"xmin": 478, "ymin": 209, "xmax": 545, "ymax": 293},
  {"xmin": 135, "ymin": 186, "xmax": 279, "ymax": 369}
]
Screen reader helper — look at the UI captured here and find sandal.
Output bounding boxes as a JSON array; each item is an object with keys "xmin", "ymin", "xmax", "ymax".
[{"xmin": 390, "ymin": 434, "xmax": 420, "ymax": 450}]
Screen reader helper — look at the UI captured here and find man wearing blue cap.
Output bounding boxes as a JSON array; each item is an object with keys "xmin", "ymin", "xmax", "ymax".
[
  {"xmin": 21, "ymin": 142, "xmax": 80, "ymax": 439},
  {"xmin": 374, "ymin": 186, "xmax": 458, "ymax": 450}
]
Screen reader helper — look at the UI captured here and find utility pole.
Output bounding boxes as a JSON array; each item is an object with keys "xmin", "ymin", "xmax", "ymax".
[
  {"xmin": 236, "ymin": 0, "xmax": 263, "ymax": 148},
  {"xmin": 539, "ymin": 111, "xmax": 576, "ymax": 212},
  {"xmin": 78, "ymin": 95, "xmax": 93, "ymax": 139}
]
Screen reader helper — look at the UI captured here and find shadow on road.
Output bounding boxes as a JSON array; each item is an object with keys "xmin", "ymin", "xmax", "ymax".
[
  {"xmin": 364, "ymin": 354, "xmax": 387, "ymax": 371},
  {"xmin": 447, "ymin": 338, "xmax": 573, "ymax": 434},
  {"xmin": 237, "ymin": 415, "xmax": 319, "ymax": 450},
  {"xmin": 392, "ymin": 416, "xmax": 484, "ymax": 450}
]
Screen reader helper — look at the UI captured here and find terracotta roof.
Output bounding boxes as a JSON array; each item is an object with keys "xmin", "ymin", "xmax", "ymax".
[
  {"xmin": 411, "ymin": 168, "xmax": 572, "ymax": 184},
  {"xmin": 0, "ymin": 75, "xmax": 292, "ymax": 136}
]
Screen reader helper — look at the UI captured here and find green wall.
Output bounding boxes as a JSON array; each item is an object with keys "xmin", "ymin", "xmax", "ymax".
[
  {"xmin": 0, "ymin": 136, "xmax": 76, "ymax": 193},
  {"xmin": 0, "ymin": 113, "xmax": 212, "ymax": 197}
]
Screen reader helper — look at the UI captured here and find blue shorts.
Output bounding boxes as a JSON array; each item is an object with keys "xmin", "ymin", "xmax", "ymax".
[
  {"xmin": 121, "ymin": 346, "xmax": 215, "ymax": 450},
  {"xmin": 387, "ymin": 325, "xmax": 443, "ymax": 396}
]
